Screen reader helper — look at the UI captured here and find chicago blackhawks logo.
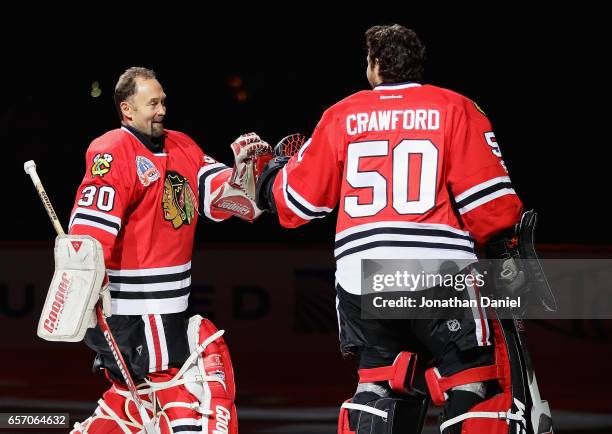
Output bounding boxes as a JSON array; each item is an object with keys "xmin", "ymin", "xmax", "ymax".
[
  {"xmin": 136, "ymin": 156, "xmax": 160, "ymax": 186},
  {"xmin": 162, "ymin": 171, "xmax": 196, "ymax": 229},
  {"xmin": 91, "ymin": 153, "xmax": 113, "ymax": 177}
]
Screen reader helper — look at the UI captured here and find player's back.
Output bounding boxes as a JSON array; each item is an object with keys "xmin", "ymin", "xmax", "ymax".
[
  {"xmin": 327, "ymin": 83, "xmax": 519, "ymax": 293},
  {"xmin": 272, "ymin": 82, "xmax": 521, "ymax": 293},
  {"xmin": 333, "ymin": 83, "xmax": 461, "ymax": 230}
]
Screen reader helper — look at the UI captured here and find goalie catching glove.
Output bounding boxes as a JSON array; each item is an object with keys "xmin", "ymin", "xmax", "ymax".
[
  {"xmin": 256, "ymin": 133, "xmax": 307, "ymax": 213},
  {"xmin": 210, "ymin": 132, "xmax": 273, "ymax": 222},
  {"xmin": 37, "ymin": 234, "xmax": 111, "ymax": 342}
]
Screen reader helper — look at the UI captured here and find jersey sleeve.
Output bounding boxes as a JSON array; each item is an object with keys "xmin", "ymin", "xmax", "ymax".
[
  {"xmin": 271, "ymin": 109, "xmax": 342, "ymax": 228},
  {"xmin": 68, "ymin": 142, "xmax": 134, "ymax": 263},
  {"xmin": 197, "ymin": 153, "xmax": 232, "ymax": 221},
  {"xmin": 446, "ymin": 100, "xmax": 523, "ymax": 243}
]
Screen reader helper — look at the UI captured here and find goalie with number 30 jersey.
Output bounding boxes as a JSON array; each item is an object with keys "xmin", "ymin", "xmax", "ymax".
[{"xmin": 66, "ymin": 67, "xmax": 239, "ymax": 434}]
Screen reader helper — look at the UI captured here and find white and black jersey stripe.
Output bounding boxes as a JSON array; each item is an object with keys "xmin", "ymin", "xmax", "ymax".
[
  {"xmin": 335, "ymin": 221, "xmax": 475, "ymax": 261},
  {"xmin": 282, "ymin": 167, "xmax": 333, "ymax": 220},
  {"xmin": 334, "ymin": 222, "xmax": 477, "ymax": 294},
  {"xmin": 170, "ymin": 418, "xmax": 202, "ymax": 434},
  {"xmin": 455, "ymin": 176, "xmax": 516, "ymax": 215},
  {"xmin": 198, "ymin": 163, "xmax": 231, "ymax": 221},
  {"xmin": 69, "ymin": 207, "xmax": 122, "ymax": 236},
  {"xmin": 108, "ymin": 261, "xmax": 191, "ymax": 315}
]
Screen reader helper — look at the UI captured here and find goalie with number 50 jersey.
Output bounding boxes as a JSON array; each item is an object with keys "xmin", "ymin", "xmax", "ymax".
[{"xmin": 250, "ymin": 25, "xmax": 548, "ymax": 434}]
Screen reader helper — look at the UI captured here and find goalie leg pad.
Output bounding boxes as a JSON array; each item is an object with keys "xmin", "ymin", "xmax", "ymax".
[
  {"xmin": 339, "ymin": 392, "xmax": 428, "ymax": 434},
  {"xmin": 71, "ymin": 371, "xmax": 201, "ymax": 434},
  {"xmin": 73, "ymin": 315, "xmax": 238, "ymax": 433},
  {"xmin": 358, "ymin": 351, "xmax": 417, "ymax": 395},
  {"xmin": 426, "ymin": 319, "xmax": 527, "ymax": 434},
  {"xmin": 70, "ymin": 381, "xmax": 153, "ymax": 433},
  {"xmin": 183, "ymin": 315, "xmax": 237, "ymax": 434},
  {"xmin": 339, "ymin": 351, "xmax": 425, "ymax": 434},
  {"xmin": 147, "ymin": 315, "xmax": 238, "ymax": 433}
]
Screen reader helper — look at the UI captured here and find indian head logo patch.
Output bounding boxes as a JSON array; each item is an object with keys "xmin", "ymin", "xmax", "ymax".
[
  {"xmin": 136, "ymin": 156, "xmax": 161, "ymax": 186},
  {"xmin": 162, "ymin": 171, "xmax": 196, "ymax": 229}
]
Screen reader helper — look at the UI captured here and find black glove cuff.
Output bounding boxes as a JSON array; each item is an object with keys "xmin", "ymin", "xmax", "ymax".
[{"xmin": 255, "ymin": 156, "xmax": 289, "ymax": 213}]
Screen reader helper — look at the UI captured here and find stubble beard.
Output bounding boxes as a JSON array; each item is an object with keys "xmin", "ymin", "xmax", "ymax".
[{"xmin": 151, "ymin": 122, "xmax": 164, "ymax": 138}]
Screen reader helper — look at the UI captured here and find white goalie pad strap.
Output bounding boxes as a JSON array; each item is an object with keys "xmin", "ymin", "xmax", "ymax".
[
  {"xmin": 439, "ymin": 409, "xmax": 526, "ymax": 433},
  {"xmin": 131, "ymin": 374, "xmax": 222, "ymax": 396},
  {"xmin": 71, "ymin": 398, "xmax": 140, "ymax": 434},
  {"xmin": 161, "ymin": 402, "xmax": 200, "ymax": 411},
  {"xmin": 161, "ymin": 401, "xmax": 208, "ymax": 415},
  {"xmin": 38, "ymin": 235, "xmax": 106, "ymax": 342},
  {"xmin": 121, "ymin": 391, "xmax": 155, "ymax": 431},
  {"xmin": 97, "ymin": 398, "xmax": 135, "ymax": 434},
  {"xmin": 341, "ymin": 402, "xmax": 389, "ymax": 419}
]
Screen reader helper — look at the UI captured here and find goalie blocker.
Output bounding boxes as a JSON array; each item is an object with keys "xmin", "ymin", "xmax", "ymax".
[{"xmin": 38, "ymin": 234, "xmax": 111, "ymax": 342}]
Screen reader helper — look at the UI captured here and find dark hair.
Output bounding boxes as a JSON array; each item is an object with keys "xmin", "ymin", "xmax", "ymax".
[
  {"xmin": 114, "ymin": 67, "xmax": 157, "ymax": 120},
  {"xmin": 365, "ymin": 24, "xmax": 425, "ymax": 83}
]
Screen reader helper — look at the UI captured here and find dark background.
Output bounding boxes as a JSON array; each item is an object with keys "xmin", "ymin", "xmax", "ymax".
[
  {"xmin": 3, "ymin": 10, "xmax": 601, "ymax": 245},
  {"xmin": 1, "ymin": 9, "xmax": 609, "ymax": 433}
]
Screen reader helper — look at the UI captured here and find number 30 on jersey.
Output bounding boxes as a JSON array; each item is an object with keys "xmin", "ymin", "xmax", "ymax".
[{"xmin": 78, "ymin": 185, "xmax": 116, "ymax": 212}]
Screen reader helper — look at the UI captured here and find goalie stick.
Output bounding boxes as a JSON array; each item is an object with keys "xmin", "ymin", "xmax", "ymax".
[{"xmin": 24, "ymin": 160, "xmax": 158, "ymax": 434}]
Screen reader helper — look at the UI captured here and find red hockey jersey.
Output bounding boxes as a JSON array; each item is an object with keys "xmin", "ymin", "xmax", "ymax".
[
  {"xmin": 69, "ymin": 125, "xmax": 231, "ymax": 314},
  {"xmin": 272, "ymin": 82, "xmax": 523, "ymax": 293}
]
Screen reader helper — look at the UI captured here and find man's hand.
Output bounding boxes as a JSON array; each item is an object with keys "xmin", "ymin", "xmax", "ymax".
[{"xmin": 211, "ymin": 133, "xmax": 273, "ymax": 222}]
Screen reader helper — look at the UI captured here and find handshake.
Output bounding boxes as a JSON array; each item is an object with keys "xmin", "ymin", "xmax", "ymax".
[{"xmin": 211, "ymin": 132, "xmax": 305, "ymax": 222}]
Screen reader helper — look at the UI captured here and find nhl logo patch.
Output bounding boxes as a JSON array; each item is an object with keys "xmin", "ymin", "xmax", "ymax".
[
  {"xmin": 136, "ymin": 156, "xmax": 161, "ymax": 186},
  {"xmin": 446, "ymin": 319, "xmax": 461, "ymax": 332}
]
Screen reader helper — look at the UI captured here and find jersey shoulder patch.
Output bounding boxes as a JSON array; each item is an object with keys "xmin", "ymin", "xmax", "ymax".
[{"xmin": 85, "ymin": 130, "xmax": 133, "ymax": 181}]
